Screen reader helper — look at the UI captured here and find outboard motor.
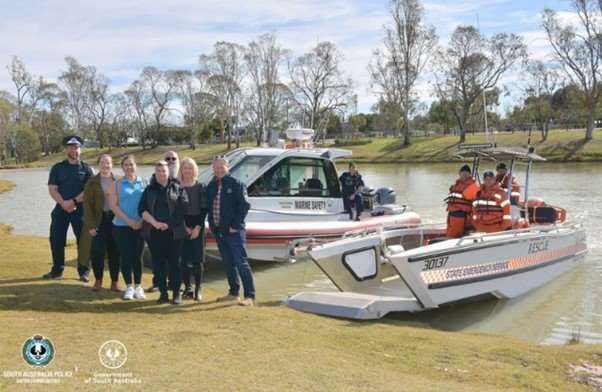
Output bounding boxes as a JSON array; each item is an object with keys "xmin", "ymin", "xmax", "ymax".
[
  {"xmin": 361, "ymin": 186, "xmax": 377, "ymax": 211},
  {"xmin": 375, "ymin": 187, "xmax": 396, "ymax": 205}
]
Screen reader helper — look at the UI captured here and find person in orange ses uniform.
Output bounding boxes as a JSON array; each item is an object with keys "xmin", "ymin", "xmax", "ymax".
[
  {"xmin": 495, "ymin": 162, "xmax": 520, "ymax": 205},
  {"xmin": 472, "ymin": 171, "xmax": 512, "ymax": 233},
  {"xmin": 446, "ymin": 165, "xmax": 479, "ymax": 238}
]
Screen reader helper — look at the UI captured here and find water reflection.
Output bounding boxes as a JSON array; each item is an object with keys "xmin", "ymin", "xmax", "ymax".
[{"xmin": 0, "ymin": 162, "xmax": 601, "ymax": 345}]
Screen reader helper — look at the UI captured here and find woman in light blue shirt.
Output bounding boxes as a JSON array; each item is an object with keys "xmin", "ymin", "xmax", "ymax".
[{"xmin": 107, "ymin": 155, "xmax": 146, "ymax": 301}]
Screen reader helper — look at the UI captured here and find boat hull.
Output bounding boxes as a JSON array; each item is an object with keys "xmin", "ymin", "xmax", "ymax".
[
  {"xmin": 286, "ymin": 224, "xmax": 587, "ymax": 319},
  {"xmin": 205, "ymin": 209, "xmax": 422, "ymax": 262}
]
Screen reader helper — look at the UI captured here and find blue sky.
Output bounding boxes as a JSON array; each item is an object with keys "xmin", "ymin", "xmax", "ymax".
[{"xmin": 0, "ymin": 0, "xmax": 575, "ymax": 113}]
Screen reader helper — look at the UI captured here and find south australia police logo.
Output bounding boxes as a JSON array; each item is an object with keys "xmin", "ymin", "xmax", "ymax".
[{"xmin": 22, "ymin": 335, "xmax": 55, "ymax": 367}]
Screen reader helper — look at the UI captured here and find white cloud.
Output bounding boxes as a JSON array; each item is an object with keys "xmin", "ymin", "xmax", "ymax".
[{"xmin": 0, "ymin": 0, "xmax": 573, "ymax": 115}]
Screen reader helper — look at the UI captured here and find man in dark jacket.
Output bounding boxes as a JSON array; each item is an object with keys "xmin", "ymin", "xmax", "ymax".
[
  {"xmin": 207, "ymin": 156, "xmax": 255, "ymax": 306},
  {"xmin": 44, "ymin": 136, "xmax": 94, "ymax": 280}
]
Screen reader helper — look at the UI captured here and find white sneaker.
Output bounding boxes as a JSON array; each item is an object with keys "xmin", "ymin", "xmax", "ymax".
[
  {"xmin": 133, "ymin": 286, "xmax": 146, "ymax": 299},
  {"xmin": 123, "ymin": 286, "xmax": 135, "ymax": 300}
]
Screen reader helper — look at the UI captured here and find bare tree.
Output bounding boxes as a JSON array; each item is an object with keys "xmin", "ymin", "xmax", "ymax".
[
  {"xmin": 542, "ymin": 2, "xmax": 602, "ymax": 141},
  {"xmin": 124, "ymin": 79, "xmax": 151, "ymax": 148},
  {"xmin": 244, "ymin": 33, "xmax": 291, "ymax": 145},
  {"xmin": 288, "ymin": 41, "xmax": 353, "ymax": 142},
  {"xmin": 36, "ymin": 81, "xmax": 67, "ymax": 155},
  {"xmin": 59, "ymin": 57, "xmax": 94, "ymax": 135},
  {"xmin": 7, "ymin": 56, "xmax": 34, "ymax": 124},
  {"xmin": 85, "ymin": 73, "xmax": 111, "ymax": 147},
  {"xmin": 106, "ymin": 93, "xmax": 132, "ymax": 148},
  {"xmin": 176, "ymin": 70, "xmax": 217, "ymax": 149},
  {"xmin": 434, "ymin": 26, "xmax": 527, "ymax": 143},
  {"xmin": 139, "ymin": 66, "xmax": 183, "ymax": 146},
  {"xmin": 524, "ymin": 60, "xmax": 563, "ymax": 141},
  {"xmin": 199, "ymin": 42, "xmax": 246, "ymax": 149},
  {"xmin": 370, "ymin": 0, "xmax": 437, "ymax": 146}
]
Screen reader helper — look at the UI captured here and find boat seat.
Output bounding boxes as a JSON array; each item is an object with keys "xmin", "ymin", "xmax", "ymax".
[{"xmin": 302, "ymin": 178, "xmax": 323, "ymax": 197}]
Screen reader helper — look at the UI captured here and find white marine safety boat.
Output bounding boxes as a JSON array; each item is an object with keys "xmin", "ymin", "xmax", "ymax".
[
  {"xmin": 200, "ymin": 128, "xmax": 421, "ymax": 262},
  {"xmin": 285, "ymin": 145, "xmax": 588, "ymax": 319}
]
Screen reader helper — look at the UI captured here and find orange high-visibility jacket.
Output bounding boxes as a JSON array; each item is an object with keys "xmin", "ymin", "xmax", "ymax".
[
  {"xmin": 446, "ymin": 177, "xmax": 479, "ymax": 213},
  {"xmin": 496, "ymin": 173, "xmax": 521, "ymax": 205},
  {"xmin": 472, "ymin": 183, "xmax": 512, "ymax": 233}
]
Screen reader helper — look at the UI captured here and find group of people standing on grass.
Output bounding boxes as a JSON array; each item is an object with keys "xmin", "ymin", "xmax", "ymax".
[{"xmin": 43, "ymin": 135, "xmax": 255, "ymax": 307}]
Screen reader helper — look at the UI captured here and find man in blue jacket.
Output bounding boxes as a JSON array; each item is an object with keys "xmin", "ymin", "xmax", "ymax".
[{"xmin": 207, "ymin": 156, "xmax": 255, "ymax": 306}]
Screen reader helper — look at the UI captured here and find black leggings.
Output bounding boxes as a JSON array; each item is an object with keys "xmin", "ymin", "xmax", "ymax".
[
  {"xmin": 90, "ymin": 212, "xmax": 120, "ymax": 282},
  {"xmin": 113, "ymin": 226, "xmax": 144, "ymax": 285},
  {"xmin": 148, "ymin": 229, "xmax": 182, "ymax": 294}
]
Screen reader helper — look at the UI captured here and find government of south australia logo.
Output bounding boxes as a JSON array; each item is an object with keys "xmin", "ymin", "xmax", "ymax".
[
  {"xmin": 99, "ymin": 340, "xmax": 128, "ymax": 369},
  {"xmin": 22, "ymin": 335, "xmax": 55, "ymax": 367}
]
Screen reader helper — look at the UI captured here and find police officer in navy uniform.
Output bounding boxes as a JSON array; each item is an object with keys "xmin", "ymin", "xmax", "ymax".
[
  {"xmin": 207, "ymin": 156, "xmax": 256, "ymax": 306},
  {"xmin": 339, "ymin": 161, "xmax": 365, "ymax": 221},
  {"xmin": 43, "ymin": 136, "xmax": 94, "ymax": 280}
]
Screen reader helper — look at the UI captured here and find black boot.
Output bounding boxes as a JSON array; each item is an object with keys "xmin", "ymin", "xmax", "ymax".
[
  {"xmin": 193, "ymin": 264, "xmax": 203, "ymax": 302},
  {"xmin": 182, "ymin": 264, "xmax": 193, "ymax": 299},
  {"xmin": 157, "ymin": 291, "xmax": 169, "ymax": 304},
  {"xmin": 43, "ymin": 270, "xmax": 63, "ymax": 279}
]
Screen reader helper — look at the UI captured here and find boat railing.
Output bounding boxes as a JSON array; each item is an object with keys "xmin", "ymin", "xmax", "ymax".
[
  {"xmin": 455, "ymin": 222, "xmax": 583, "ymax": 246},
  {"xmin": 285, "ymin": 221, "xmax": 582, "ymax": 263}
]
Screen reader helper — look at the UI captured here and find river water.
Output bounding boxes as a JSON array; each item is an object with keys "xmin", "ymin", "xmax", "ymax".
[{"xmin": 1, "ymin": 163, "xmax": 601, "ymax": 345}]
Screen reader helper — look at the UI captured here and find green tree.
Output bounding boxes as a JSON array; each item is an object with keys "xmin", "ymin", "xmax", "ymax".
[
  {"xmin": 13, "ymin": 123, "xmax": 40, "ymax": 163},
  {"xmin": 349, "ymin": 114, "xmax": 368, "ymax": 133},
  {"xmin": 427, "ymin": 100, "xmax": 454, "ymax": 134}
]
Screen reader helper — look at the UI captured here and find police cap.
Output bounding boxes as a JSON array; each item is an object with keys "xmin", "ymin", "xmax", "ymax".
[{"xmin": 63, "ymin": 135, "xmax": 83, "ymax": 147}]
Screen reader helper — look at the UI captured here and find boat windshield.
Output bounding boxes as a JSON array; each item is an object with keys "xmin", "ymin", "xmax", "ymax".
[
  {"xmin": 198, "ymin": 152, "xmax": 275, "ymax": 185},
  {"xmin": 229, "ymin": 155, "xmax": 276, "ymax": 184}
]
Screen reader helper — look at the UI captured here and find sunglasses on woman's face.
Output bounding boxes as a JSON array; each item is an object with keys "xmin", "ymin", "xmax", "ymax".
[{"xmin": 165, "ymin": 157, "xmax": 177, "ymax": 161}]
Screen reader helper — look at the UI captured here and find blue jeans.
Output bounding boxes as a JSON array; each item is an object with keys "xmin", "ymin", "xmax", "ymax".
[{"xmin": 215, "ymin": 229, "xmax": 255, "ymax": 299}]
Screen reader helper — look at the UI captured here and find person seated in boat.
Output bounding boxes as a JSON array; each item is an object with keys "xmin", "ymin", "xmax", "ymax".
[
  {"xmin": 276, "ymin": 177, "xmax": 290, "ymax": 196},
  {"xmin": 445, "ymin": 164, "xmax": 479, "ymax": 238},
  {"xmin": 248, "ymin": 177, "xmax": 267, "ymax": 196},
  {"xmin": 303, "ymin": 176, "xmax": 323, "ymax": 197},
  {"xmin": 495, "ymin": 163, "xmax": 520, "ymax": 205},
  {"xmin": 472, "ymin": 171, "xmax": 512, "ymax": 233},
  {"xmin": 495, "ymin": 162, "xmax": 527, "ymax": 228},
  {"xmin": 339, "ymin": 162, "xmax": 364, "ymax": 221}
]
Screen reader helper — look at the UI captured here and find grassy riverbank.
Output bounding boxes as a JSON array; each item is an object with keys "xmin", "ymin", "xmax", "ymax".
[
  {"xmin": 0, "ymin": 179, "xmax": 15, "ymax": 193},
  {"xmin": 0, "ymin": 225, "xmax": 600, "ymax": 391},
  {"xmin": 346, "ymin": 129, "xmax": 602, "ymax": 163},
  {"xmin": 1, "ymin": 129, "xmax": 602, "ymax": 170}
]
